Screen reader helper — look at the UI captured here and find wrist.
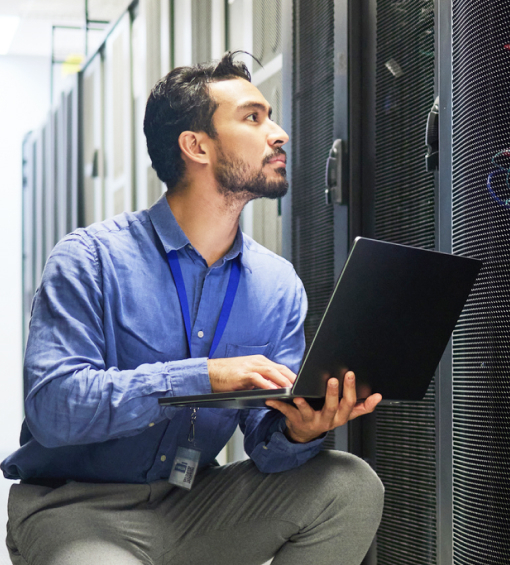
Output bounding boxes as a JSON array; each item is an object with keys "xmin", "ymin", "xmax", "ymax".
[{"xmin": 283, "ymin": 420, "xmax": 321, "ymax": 444}]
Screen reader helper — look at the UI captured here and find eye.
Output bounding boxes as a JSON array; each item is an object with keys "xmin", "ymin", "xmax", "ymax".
[{"xmin": 247, "ymin": 113, "xmax": 258, "ymax": 122}]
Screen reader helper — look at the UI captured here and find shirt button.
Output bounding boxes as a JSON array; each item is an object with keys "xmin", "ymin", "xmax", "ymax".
[
  {"xmin": 197, "ymin": 331, "xmax": 204, "ymax": 338},
  {"xmin": 160, "ymin": 455, "xmax": 167, "ymax": 462},
  {"xmin": 149, "ymin": 422, "xmax": 155, "ymax": 427},
  {"xmin": 187, "ymin": 244, "xmax": 193, "ymax": 249}
]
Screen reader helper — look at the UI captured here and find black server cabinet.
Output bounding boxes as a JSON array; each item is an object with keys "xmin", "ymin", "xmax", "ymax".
[
  {"xmin": 355, "ymin": 0, "xmax": 438, "ymax": 564},
  {"xmin": 448, "ymin": 0, "xmax": 510, "ymax": 562},
  {"xmin": 355, "ymin": 0, "xmax": 510, "ymax": 563},
  {"xmin": 283, "ymin": 0, "xmax": 510, "ymax": 563},
  {"xmin": 282, "ymin": 0, "xmax": 351, "ymax": 451}
]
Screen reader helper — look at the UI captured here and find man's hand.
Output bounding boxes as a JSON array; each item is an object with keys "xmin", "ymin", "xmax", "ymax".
[
  {"xmin": 207, "ymin": 355, "xmax": 296, "ymax": 393},
  {"xmin": 265, "ymin": 371, "xmax": 382, "ymax": 443}
]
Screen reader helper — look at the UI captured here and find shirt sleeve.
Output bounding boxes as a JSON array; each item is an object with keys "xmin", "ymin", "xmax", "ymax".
[
  {"xmin": 239, "ymin": 271, "xmax": 326, "ymax": 473},
  {"xmin": 24, "ymin": 232, "xmax": 211, "ymax": 449}
]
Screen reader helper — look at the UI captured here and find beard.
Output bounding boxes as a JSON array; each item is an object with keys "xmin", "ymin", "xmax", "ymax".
[{"xmin": 213, "ymin": 145, "xmax": 289, "ymax": 200}]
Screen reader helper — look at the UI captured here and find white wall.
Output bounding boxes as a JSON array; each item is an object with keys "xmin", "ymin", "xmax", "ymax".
[{"xmin": 0, "ymin": 56, "xmax": 50, "ymax": 560}]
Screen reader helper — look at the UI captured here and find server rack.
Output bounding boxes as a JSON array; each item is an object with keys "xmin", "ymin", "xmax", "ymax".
[
  {"xmin": 448, "ymin": 0, "xmax": 510, "ymax": 562},
  {"xmin": 250, "ymin": 0, "xmax": 284, "ymax": 256},
  {"xmin": 282, "ymin": 0, "xmax": 510, "ymax": 564},
  {"xmin": 82, "ymin": 51, "xmax": 105, "ymax": 226},
  {"xmin": 282, "ymin": 0, "xmax": 351, "ymax": 452},
  {"xmin": 104, "ymin": 11, "xmax": 134, "ymax": 217},
  {"xmin": 353, "ymin": 1, "xmax": 438, "ymax": 564}
]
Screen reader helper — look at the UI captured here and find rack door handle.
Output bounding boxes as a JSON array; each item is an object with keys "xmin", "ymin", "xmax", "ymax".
[{"xmin": 325, "ymin": 139, "xmax": 347, "ymax": 205}]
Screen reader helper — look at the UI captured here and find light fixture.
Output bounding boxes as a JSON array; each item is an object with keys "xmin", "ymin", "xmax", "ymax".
[{"xmin": 0, "ymin": 15, "xmax": 21, "ymax": 56}]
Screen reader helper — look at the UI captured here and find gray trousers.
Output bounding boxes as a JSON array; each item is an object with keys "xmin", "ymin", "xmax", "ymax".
[{"xmin": 6, "ymin": 451, "xmax": 384, "ymax": 565}]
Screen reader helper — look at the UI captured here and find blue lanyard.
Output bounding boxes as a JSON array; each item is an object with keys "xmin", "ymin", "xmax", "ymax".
[{"xmin": 166, "ymin": 249, "xmax": 241, "ymax": 358}]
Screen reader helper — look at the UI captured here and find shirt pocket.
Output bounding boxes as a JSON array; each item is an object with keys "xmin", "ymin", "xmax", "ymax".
[{"xmin": 225, "ymin": 343, "xmax": 272, "ymax": 358}]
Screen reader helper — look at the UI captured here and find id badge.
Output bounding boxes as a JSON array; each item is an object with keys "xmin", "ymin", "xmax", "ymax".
[{"xmin": 169, "ymin": 446, "xmax": 201, "ymax": 490}]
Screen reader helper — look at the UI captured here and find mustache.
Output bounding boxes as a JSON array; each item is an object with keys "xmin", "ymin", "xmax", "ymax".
[{"xmin": 262, "ymin": 148, "xmax": 287, "ymax": 166}]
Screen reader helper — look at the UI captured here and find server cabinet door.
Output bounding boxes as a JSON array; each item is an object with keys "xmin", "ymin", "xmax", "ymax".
[
  {"xmin": 132, "ymin": 0, "xmax": 165, "ymax": 210},
  {"xmin": 64, "ymin": 76, "xmax": 80, "ymax": 233},
  {"xmin": 449, "ymin": 1, "xmax": 510, "ymax": 563},
  {"xmin": 351, "ymin": 0, "xmax": 438, "ymax": 563},
  {"xmin": 82, "ymin": 52, "xmax": 105, "ymax": 225},
  {"xmin": 251, "ymin": 0, "xmax": 284, "ymax": 256},
  {"xmin": 104, "ymin": 11, "xmax": 134, "ymax": 218}
]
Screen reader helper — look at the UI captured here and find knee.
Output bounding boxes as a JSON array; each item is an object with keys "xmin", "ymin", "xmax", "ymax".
[{"xmin": 314, "ymin": 451, "xmax": 384, "ymax": 515}]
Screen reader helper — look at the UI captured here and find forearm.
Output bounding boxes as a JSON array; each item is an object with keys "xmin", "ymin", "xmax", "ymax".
[{"xmin": 25, "ymin": 357, "xmax": 210, "ymax": 448}]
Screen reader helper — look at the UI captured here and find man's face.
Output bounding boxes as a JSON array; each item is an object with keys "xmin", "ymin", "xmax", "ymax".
[{"xmin": 207, "ymin": 78, "xmax": 289, "ymax": 199}]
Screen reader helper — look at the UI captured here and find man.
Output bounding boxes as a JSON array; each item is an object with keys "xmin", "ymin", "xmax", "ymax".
[{"xmin": 2, "ymin": 52, "xmax": 383, "ymax": 565}]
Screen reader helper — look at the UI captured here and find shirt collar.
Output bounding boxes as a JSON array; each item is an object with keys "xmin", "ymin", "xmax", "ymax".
[{"xmin": 148, "ymin": 194, "xmax": 250, "ymax": 271}]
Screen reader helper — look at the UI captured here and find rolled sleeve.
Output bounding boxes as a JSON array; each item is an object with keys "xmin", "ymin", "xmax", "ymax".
[
  {"xmin": 24, "ymin": 233, "xmax": 211, "ymax": 449},
  {"xmin": 240, "ymin": 409, "xmax": 325, "ymax": 473}
]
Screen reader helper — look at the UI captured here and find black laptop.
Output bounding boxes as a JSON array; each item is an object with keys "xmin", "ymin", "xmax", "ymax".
[{"xmin": 158, "ymin": 237, "xmax": 482, "ymax": 409}]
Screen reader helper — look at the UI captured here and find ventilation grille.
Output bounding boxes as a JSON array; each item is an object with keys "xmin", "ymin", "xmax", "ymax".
[
  {"xmin": 373, "ymin": 1, "xmax": 437, "ymax": 563},
  {"xmin": 191, "ymin": 0, "xmax": 212, "ymax": 65},
  {"xmin": 254, "ymin": 71, "xmax": 283, "ymax": 256},
  {"xmin": 253, "ymin": 0, "xmax": 282, "ymax": 66},
  {"xmin": 291, "ymin": 0, "xmax": 334, "ymax": 346},
  {"xmin": 451, "ymin": 1, "xmax": 510, "ymax": 562},
  {"xmin": 374, "ymin": 0, "xmax": 435, "ymax": 248}
]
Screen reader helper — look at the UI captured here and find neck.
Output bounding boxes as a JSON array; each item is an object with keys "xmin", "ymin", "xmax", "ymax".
[{"xmin": 166, "ymin": 184, "xmax": 246, "ymax": 267}]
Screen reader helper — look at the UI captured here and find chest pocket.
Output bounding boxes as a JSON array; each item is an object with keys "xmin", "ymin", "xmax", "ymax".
[{"xmin": 225, "ymin": 343, "xmax": 272, "ymax": 358}]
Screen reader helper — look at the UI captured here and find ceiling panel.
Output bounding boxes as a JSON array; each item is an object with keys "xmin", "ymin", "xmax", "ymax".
[{"xmin": 0, "ymin": 0, "xmax": 132, "ymax": 57}]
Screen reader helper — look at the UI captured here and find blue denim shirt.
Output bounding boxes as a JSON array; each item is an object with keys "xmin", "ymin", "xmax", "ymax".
[{"xmin": 2, "ymin": 196, "xmax": 324, "ymax": 483}]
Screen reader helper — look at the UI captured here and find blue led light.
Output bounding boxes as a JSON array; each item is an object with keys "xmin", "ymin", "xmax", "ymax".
[{"xmin": 487, "ymin": 150, "xmax": 510, "ymax": 209}]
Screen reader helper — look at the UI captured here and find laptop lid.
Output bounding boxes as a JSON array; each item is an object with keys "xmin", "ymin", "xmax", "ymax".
[{"xmin": 291, "ymin": 237, "xmax": 482, "ymax": 401}]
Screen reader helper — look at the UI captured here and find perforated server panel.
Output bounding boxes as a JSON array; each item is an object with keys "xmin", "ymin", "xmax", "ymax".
[
  {"xmin": 253, "ymin": 71, "xmax": 283, "ymax": 255},
  {"xmin": 291, "ymin": 0, "xmax": 336, "ymax": 451},
  {"xmin": 371, "ymin": 1, "xmax": 437, "ymax": 563},
  {"xmin": 253, "ymin": 0, "xmax": 282, "ymax": 66},
  {"xmin": 192, "ymin": 0, "xmax": 212, "ymax": 64},
  {"xmin": 451, "ymin": 1, "xmax": 510, "ymax": 562},
  {"xmin": 291, "ymin": 0, "xmax": 335, "ymax": 345},
  {"xmin": 252, "ymin": 0, "xmax": 284, "ymax": 257}
]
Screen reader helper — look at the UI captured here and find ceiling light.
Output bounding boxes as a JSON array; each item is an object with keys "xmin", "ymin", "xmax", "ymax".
[{"xmin": 0, "ymin": 16, "xmax": 21, "ymax": 56}]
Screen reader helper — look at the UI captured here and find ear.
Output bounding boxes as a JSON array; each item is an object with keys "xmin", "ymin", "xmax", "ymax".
[{"xmin": 178, "ymin": 131, "xmax": 212, "ymax": 165}]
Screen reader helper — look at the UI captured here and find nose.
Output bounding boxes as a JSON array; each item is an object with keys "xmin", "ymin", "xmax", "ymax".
[{"xmin": 267, "ymin": 121, "xmax": 289, "ymax": 147}]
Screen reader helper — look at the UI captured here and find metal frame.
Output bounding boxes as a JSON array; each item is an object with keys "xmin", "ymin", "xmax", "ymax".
[
  {"xmin": 50, "ymin": 0, "xmax": 109, "ymax": 106},
  {"xmin": 21, "ymin": 133, "xmax": 35, "ymax": 350},
  {"xmin": 280, "ymin": 0, "xmax": 293, "ymax": 262},
  {"xmin": 436, "ymin": 0, "xmax": 454, "ymax": 562},
  {"xmin": 331, "ymin": 0, "xmax": 351, "ymax": 453}
]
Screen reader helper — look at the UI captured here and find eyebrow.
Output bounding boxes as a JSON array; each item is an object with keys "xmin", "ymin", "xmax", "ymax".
[{"xmin": 237, "ymin": 102, "xmax": 273, "ymax": 118}]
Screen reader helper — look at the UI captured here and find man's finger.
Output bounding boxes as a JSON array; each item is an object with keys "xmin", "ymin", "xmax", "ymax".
[
  {"xmin": 266, "ymin": 399, "xmax": 298, "ymax": 419},
  {"xmin": 333, "ymin": 371, "xmax": 357, "ymax": 424},
  {"xmin": 246, "ymin": 373, "xmax": 279, "ymax": 390},
  {"xmin": 254, "ymin": 365, "xmax": 294, "ymax": 388},
  {"xmin": 323, "ymin": 378, "xmax": 340, "ymax": 416},
  {"xmin": 340, "ymin": 372, "xmax": 357, "ymax": 406},
  {"xmin": 349, "ymin": 393, "xmax": 383, "ymax": 420},
  {"xmin": 292, "ymin": 398, "xmax": 316, "ymax": 422},
  {"xmin": 274, "ymin": 364, "xmax": 297, "ymax": 384}
]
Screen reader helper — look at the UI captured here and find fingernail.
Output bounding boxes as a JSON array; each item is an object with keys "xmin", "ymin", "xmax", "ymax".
[{"xmin": 330, "ymin": 379, "xmax": 338, "ymax": 388}]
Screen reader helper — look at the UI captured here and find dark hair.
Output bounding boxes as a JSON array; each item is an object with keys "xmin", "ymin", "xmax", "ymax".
[{"xmin": 143, "ymin": 51, "xmax": 254, "ymax": 191}]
